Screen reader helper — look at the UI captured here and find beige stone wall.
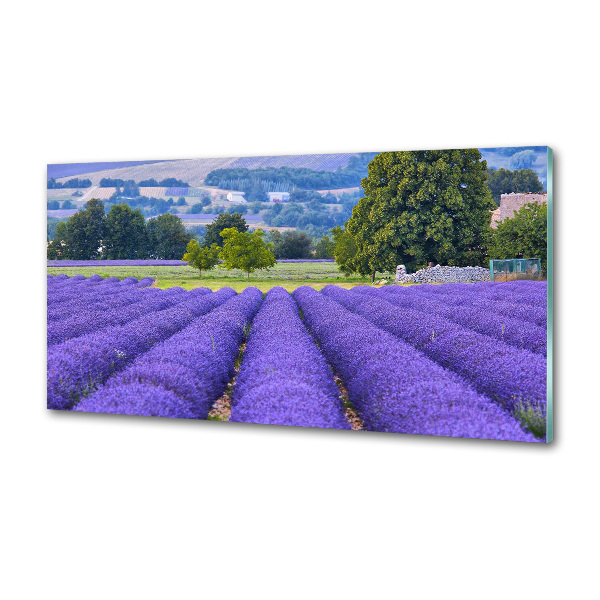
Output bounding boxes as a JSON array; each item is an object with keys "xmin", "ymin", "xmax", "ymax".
[{"xmin": 490, "ymin": 192, "xmax": 547, "ymax": 229}]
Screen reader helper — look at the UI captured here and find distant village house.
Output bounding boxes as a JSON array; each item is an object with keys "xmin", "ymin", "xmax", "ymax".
[
  {"xmin": 227, "ymin": 191, "xmax": 246, "ymax": 203},
  {"xmin": 268, "ymin": 192, "xmax": 290, "ymax": 203}
]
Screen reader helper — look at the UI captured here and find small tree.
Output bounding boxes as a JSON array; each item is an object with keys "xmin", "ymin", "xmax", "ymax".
[
  {"xmin": 219, "ymin": 228, "xmax": 276, "ymax": 279},
  {"xmin": 183, "ymin": 239, "xmax": 220, "ymax": 277},
  {"xmin": 314, "ymin": 234, "xmax": 335, "ymax": 259},
  {"xmin": 488, "ymin": 202, "xmax": 547, "ymax": 271},
  {"xmin": 331, "ymin": 226, "xmax": 357, "ymax": 276}
]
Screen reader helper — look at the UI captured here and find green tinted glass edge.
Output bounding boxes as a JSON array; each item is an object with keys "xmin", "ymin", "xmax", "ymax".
[{"xmin": 546, "ymin": 147, "xmax": 553, "ymax": 442}]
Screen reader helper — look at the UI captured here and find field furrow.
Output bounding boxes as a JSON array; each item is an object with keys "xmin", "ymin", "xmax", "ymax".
[
  {"xmin": 231, "ymin": 287, "xmax": 350, "ymax": 429},
  {"xmin": 293, "ymin": 286, "xmax": 536, "ymax": 441}
]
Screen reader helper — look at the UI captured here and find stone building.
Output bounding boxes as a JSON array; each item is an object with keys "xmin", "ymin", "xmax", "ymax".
[{"xmin": 490, "ymin": 192, "xmax": 547, "ymax": 229}]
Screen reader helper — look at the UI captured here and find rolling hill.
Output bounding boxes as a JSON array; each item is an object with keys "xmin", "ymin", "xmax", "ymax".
[
  {"xmin": 51, "ymin": 148, "xmax": 549, "ymax": 190},
  {"xmin": 53, "ymin": 153, "xmax": 363, "ymax": 186}
]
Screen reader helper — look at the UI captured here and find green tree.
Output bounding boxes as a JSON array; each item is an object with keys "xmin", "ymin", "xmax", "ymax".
[
  {"xmin": 147, "ymin": 213, "xmax": 192, "ymax": 259},
  {"xmin": 183, "ymin": 238, "xmax": 220, "ymax": 277},
  {"xmin": 47, "ymin": 221, "xmax": 69, "ymax": 259},
  {"xmin": 488, "ymin": 202, "xmax": 547, "ymax": 270},
  {"xmin": 219, "ymin": 228, "xmax": 276, "ymax": 279},
  {"xmin": 487, "ymin": 168, "xmax": 543, "ymax": 203},
  {"xmin": 347, "ymin": 149, "xmax": 495, "ymax": 277},
  {"xmin": 204, "ymin": 213, "xmax": 249, "ymax": 247},
  {"xmin": 314, "ymin": 234, "xmax": 335, "ymax": 259},
  {"xmin": 104, "ymin": 204, "xmax": 148, "ymax": 259},
  {"xmin": 56, "ymin": 198, "xmax": 106, "ymax": 259},
  {"xmin": 47, "ymin": 200, "xmax": 60, "ymax": 210},
  {"xmin": 331, "ymin": 226, "xmax": 357, "ymax": 276},
  {"xmin": 245, "ymin": 179, "xmax": 268, "ymax": 203},
  {"xmin": 273, "ymin": 230, "xmax": 313, "ymax": 259}
]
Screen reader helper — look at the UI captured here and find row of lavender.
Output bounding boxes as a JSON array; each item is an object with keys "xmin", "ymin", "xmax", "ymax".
[
  {"xmin": 47, "ymin": 275, "xmax": 546, "ymax": 442},
  {"xmin": 311, "ymin": 282, "xmax": 547, "ymax": 438},
  {"xmin": 48, "ymin": 276, "xmax": 241, "ymax": 410}
]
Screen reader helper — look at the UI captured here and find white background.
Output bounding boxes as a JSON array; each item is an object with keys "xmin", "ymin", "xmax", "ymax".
[{"xmin": 1, "ymin": 1, "xmax": 598, "ymax": 599}]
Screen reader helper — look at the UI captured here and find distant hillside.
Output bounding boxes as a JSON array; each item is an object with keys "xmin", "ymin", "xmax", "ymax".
[
  {"xmin": 54, "ymin": 153, "xmax": 362, "ymax": 187},
  {"xmin": 480, "ymin": 146, "xmax": 548, "ymax": 188},
  {"xmin": 51, "ymin": 148, "xmax": 548, "ymax": 189},
  {"xmin": 48, "ymin": 160, "xmax": 171, "ymax": 180}
]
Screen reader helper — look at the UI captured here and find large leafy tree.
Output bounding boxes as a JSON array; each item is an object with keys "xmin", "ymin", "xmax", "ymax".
[
  {"xmin": 346, "ymin": 149, "xmax": 495, "ymax": 276},
  {"xmin": 104, "ymin": 204, "xmax": 148, "ymax": 259},
  {"xmin": 147, "ymin": 213, "xmax": 192, "ymax": 259},
  {"xmin": 488, "ymin": 202, "xmax": 547, "ymax": 271},
  {"xmin": 52, "ymin": 198, "xmax": 106, "ymax": 259},
  {"xmin": 219, "ymin": 228, "xmax": 276, "ymax": 279},
  {"xmin": 183, "ymin": 239, "xmax": 220, "ymax": 277},
  {"xmin": 204, "ymin": 213, "xmax": 248, "ymax": 247}
]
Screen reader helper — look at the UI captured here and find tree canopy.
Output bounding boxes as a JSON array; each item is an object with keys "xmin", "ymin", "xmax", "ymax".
[
  {"xmin": 204, "ymin": 213, "xmax": 249, "ymax": 247},
  {"xmin": 183, "ymin": 239, "xmax": 220, "ymax": 277},
  {"xmin": 146, "ymin": 213, "xmax": 192, "ymax": 260},
  {"xmin": 344, "ymin": 149, "xmax": 495, "ymax": 276},
  {"xmin": 488, "ymin": 202, "xmax": 547, "ymax": 271},
  {"xmin": 486, "ymin": 168, "xmax": 544, "ymax": 203},
  {"xmin": 52, "ymin": 198, "xmax": 106, "ymax": 260},
  {"xmin": 219, "ymin": 228, "xmax": 276, "ymax": 278},
  {"xmin": 331, "ymin": 226, "xmax": 357, "ymax": 276},
  {"xmin": 270, "ymin": 230, "xmax": 313, "ymax": 259},
  {"xmin": 47, "ymin": 200, "xmax": 193, "ymax": 260},
  {"xmin": 314, "ymin": 234, "xmax": 335, "ymax": 259},
  {"xmin": 104, "ymin": 204, "xmax": 148, "ymax": 259},
  {"xmin": 47, "ymin": 177, "xmax": 91, "ymax": 189}
]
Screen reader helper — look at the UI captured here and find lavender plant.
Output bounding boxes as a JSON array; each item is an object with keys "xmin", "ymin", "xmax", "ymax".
[
  {"xmin": 293, "ymin": 286, "xmax": 537, "ymax": 442},
  {"xmin": 231, "ymin": 287, "xmax": 349, "ymax": 429}
]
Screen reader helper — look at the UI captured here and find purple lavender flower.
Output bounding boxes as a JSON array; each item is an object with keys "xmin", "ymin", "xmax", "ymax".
[
  {"xmin": 75, "ymin": 288, "xmax": 263, "ymax": 418},
  {"xmin": 362, "ymin": 286, "xmax": 547, "ymax": 355},
  {"xmin": 321, "ymin": 286, "xmax": 547, "ymax": 424},
  {"xmin": 231, "ymin": 287, "xmax": 349, "ymax": 429},
  {"xmin": 293, "ymin": 286, "xmax": 537, "ymax": 442},
  {"xmin": 48, "ymin": 287, "xmax": 236, "ymax": 410}
]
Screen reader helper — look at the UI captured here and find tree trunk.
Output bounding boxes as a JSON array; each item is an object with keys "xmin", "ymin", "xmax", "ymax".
[
  {"xmin": 370, "ymin": 272, "xmax": 375, "ymax": 284},
  {"xmin": 247, "ymin": 272, "xmax": 250, "ymax": 280},
  {"xmin": 199, "ymin": 269, "xmax": 202, "ymax": 278}
]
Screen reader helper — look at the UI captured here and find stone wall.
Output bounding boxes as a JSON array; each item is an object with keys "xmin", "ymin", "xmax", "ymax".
[
  {"xmin": 395, "ymin": 264, "xmax": 490, "ymax": 284},
  {"xmin": 491, "ymin": 192, "xmax": 547, "ymax": 229}
]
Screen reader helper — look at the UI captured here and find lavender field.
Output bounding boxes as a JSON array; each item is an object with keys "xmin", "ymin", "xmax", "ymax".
[{"xmin": 47, "ymin": 274, "xmax": 547, "ymax": 442}]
